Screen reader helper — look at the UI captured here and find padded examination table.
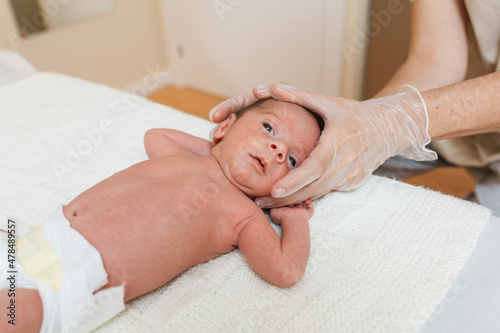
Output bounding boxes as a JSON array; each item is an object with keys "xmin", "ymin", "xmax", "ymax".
[{"xmin": 0, "ymin": 57, "xmax": 498, "ymax": 332}]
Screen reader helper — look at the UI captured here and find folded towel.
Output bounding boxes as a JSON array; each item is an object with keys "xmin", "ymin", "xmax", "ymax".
[{"xmin": 0, "ymin": 73, "xmax": 490, "ymax": 332}]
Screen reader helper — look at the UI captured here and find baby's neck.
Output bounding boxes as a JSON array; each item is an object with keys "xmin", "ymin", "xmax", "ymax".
[
  {"xmin": 207, "ymin": 152, "xmax": 224, "ymax": 176},
  {"xmin": 208, "ymin": 150, "xmax": 256, "ymax": 200}
]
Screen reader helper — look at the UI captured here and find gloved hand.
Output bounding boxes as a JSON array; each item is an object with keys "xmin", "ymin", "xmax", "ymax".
[
  {"xmin": 210, "ymin": 83, "xmax": 437, "ymax": 208},
  {"xmin": 209, "ymin": 92, "xmax": 259, "ymax": 123}
]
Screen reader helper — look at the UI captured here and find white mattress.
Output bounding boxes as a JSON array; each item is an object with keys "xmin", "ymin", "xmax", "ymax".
[{"xmin": 0, "ymin": 72, "xmax": 492, "ymax": 332}]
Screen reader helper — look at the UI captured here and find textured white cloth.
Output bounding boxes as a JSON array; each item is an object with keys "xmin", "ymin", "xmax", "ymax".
[{"xmin": 0, "ymin": 73, "xmax": 491, "ymax": 332}]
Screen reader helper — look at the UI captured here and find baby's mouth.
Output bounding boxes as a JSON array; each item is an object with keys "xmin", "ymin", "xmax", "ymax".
[{"xmin": 251, "ymin": 155, "xmax": 266, "ymax": 173}]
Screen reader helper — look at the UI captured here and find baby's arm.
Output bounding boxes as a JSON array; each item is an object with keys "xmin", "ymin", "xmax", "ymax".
[
  {"xmin": 237, "ymin": 200, "xmax": 313, "ymax": 288},
  {"xmin": 144, "ymin": 128, "xmax": 215, "ymax": 158}
]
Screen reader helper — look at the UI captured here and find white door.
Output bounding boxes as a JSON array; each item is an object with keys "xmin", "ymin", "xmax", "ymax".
[{"xmin": 161, "ymin": 0, "xmax": 347, "ymax": 97}]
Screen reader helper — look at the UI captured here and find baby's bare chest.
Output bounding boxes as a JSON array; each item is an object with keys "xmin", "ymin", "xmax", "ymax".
[{"xmin": 73, "ymin": 156, "xmax": 252, "ymax": 249}]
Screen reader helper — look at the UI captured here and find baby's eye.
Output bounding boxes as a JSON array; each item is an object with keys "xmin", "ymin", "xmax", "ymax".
[
  {"xmin": 263, "ymin": 123, "xmax": 274, "ymax": 135},
  {"xmin": 289, "ymin": 156, "xmax": 297, "ymax": 168}
]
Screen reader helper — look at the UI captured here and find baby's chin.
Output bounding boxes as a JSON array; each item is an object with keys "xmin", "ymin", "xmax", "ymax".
[
  {"xmin": 236, "ymin": 184, "xmax": 272, "ymax": 201},
  {"xmin": 247, "ymin": 191, "xmax": 271, "ymax": 201},
  {"xmin": 232, "ymin": 180, "xmax": 273, "ymax": 200},
  {"xmin": 224, "ymin": 166, "xmax": 273, "ymax": 198}
]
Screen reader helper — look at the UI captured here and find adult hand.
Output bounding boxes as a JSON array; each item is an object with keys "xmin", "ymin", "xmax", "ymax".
[
  {"xmin": 209, "ymin": 92, "xmax": 261, "ymax": 123},
  {"xmin": 211, "ymin": 83, "xmax": 437, "ymax": 208},
  {"xmin": 209, "ymin": 83, "xmax": 347, "ymax": 123}
]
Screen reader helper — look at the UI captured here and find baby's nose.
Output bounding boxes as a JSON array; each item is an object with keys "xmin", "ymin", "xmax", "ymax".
[{"xmin": 269, "ymin": 142, "xmax": 286, "ymax": 163}]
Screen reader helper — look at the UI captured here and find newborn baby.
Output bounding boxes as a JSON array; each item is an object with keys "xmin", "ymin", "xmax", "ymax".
[{"xmin": 0, "ymin": 99, "xmax": 323, "ymax": 333}]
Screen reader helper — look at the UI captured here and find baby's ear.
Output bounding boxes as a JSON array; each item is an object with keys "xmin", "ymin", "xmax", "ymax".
[{"xmin": 212, "ymin": 114, "xmax": 237, "ymax": 144}]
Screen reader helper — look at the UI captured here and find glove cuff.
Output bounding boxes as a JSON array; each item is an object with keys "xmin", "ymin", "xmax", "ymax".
[{"xmin": 396, "ymin": 84, "xmax": 437, "ymax": 161}]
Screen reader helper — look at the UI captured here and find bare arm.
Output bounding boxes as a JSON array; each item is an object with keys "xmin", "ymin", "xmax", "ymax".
[
  {"xmin": 373, "ymin": 1, "xmax": 500, "ymax": 140},
  {"xmin": 424, "ymin": 70, "xmax": 500, "ymax": 140},
  {"xmin": 375, "ymin": 0, "xmax": 469, "ymax": 97},
  {"xmin": 376, "ymin": 0, "xmax": 500, "ymax": 140},
  {"xmin": 237, "ymin": 200, "xmax": 313, "ymax": 288},
  {"xmin": 144, "ymin": 128, "xmax": 215, "ymax": 158}
]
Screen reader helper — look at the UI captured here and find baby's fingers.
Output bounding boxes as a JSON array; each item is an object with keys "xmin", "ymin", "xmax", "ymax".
[{"xmin": 303, "ymin": 199, "xmax": 314, "ymax": 216}]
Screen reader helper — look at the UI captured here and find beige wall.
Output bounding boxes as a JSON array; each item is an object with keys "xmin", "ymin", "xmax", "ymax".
[{"xmin": 0, "ymin": 0, "xmax": 168, "ymax": 90}]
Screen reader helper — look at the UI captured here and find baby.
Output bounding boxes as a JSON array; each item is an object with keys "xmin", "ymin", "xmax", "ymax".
[{"xmin": 0, "ymin": 99, "xmax": 323, "ymax": 333}]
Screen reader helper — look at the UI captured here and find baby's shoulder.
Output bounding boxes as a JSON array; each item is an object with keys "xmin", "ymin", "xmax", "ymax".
[{"xmin": 215, "ymin": 187, "xmax": 263, "ymax": 217}]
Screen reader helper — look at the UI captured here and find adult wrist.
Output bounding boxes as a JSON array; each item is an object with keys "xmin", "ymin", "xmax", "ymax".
[
  {"xmin": 394, "ymin": 84, "xmax": 437, "ymax": 161},
  {"xmin": 361, "ymin": 84, "xmax": 437, "ymax": 161}
]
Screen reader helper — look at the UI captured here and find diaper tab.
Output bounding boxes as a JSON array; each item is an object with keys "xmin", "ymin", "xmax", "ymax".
[
  {"xmin": 16, "ymin": 226, "xmax": 63, "ymax": 294},
  {"xmin": 14, "ymin": 206, "xmax": 125, "ymax": 333}
]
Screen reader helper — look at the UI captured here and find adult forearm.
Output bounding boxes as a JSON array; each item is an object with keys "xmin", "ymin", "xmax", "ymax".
[
  {"xmin": 374, "ymin": 0, "xmax": 469, "ymax": 98},
  {"xmin": 374, "ymin": 58, "xmax": 467, "ymax": 98},
  {"xmin": 423, "ymin": 70, "xmax": 500, "ymax": 140}
]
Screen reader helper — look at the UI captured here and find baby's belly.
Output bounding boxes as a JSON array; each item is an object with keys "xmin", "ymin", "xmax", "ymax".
[
  {"xmin": 69, "ymin": 205, "xmax": 221, "ymax": 301},
  {"xmin": 65, "ymin": 176, "xmax": 227, "ymax": 300}
]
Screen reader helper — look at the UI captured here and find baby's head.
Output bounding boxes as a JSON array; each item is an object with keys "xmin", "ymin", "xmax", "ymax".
[{"xmin": 210, "ymin": 99, "xmax": 324, "ymax": 198}]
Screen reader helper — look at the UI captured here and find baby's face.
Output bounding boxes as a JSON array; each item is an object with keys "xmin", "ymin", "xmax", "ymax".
[{"xmin": 212, "ymin": 99, "xmax": 321, "ymax": 197}]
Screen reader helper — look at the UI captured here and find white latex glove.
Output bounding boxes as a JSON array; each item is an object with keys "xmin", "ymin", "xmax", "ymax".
[{"xmin": 210, "ymin": 83, "xmax": 437, "ymax": 208}]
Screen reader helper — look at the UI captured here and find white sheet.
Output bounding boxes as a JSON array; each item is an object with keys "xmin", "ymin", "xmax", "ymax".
[
  {"xmin": 0, "ymin": 72, "xmax": 491, "ymax": 332},
  {"xmin": 0, "ymin": 49, "xmax": 38, "ymax": 87}
]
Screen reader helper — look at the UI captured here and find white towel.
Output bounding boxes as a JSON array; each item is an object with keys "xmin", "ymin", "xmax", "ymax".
[{"xmin": 0, "ymin": 73, "xmax": 491, "ymax": 332}]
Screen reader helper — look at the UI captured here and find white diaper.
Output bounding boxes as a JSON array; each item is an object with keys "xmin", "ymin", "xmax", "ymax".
[{"xmin": 1, "ymin": 206, "xmax": 125, "ymax": 333}]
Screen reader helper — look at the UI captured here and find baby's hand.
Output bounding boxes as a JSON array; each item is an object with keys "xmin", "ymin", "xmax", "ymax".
[{"xmin": 270, "ymin": 199, "xmax": 314, "ymax": 225}]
